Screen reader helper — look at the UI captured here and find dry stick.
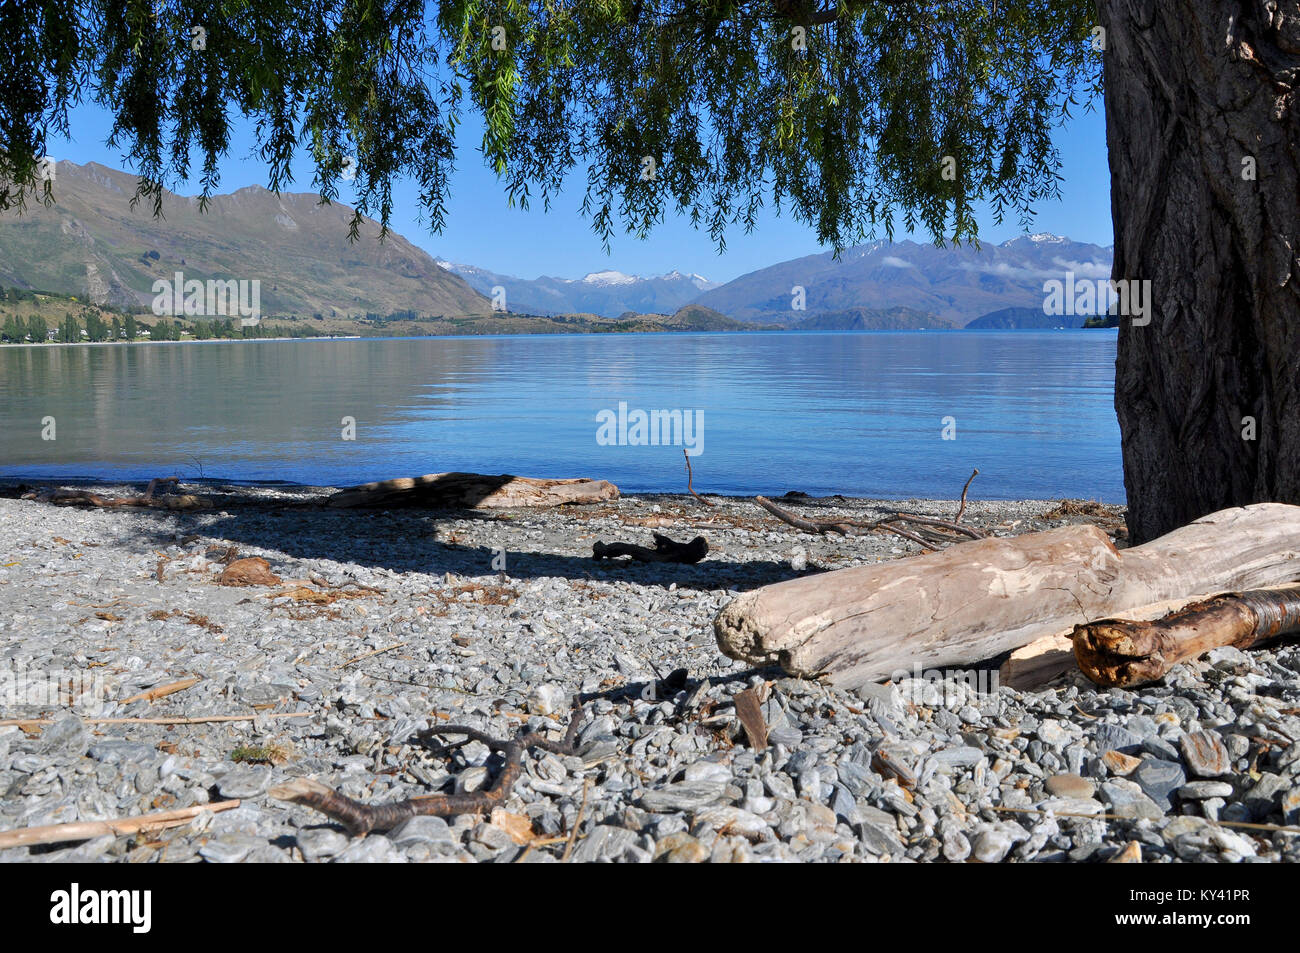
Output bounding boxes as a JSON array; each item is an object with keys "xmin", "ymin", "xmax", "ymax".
[
  {"xmin": 562, "ymin": 778, "xmax": 593, "ymax": 862},
  {"xmin": 120, "ymin": 677, "xmax": 200, "ymax": 706},
  {"xmin": 684, "ymin": 449, "xmax": 714, "ymax": 507},
  {"xmin": 0, "ymin": 800, "xmax": 240, "ymax": 850},
  {"xmin": 1072, "ymin": 587, "xmax": 1300, "ymax": 687},
  {"xmin": 271, "ymin": 702, "xmax": 585, "ymax": 836},
  {"xmin": 955, "ymin": 468, "xmax": 980, "ymax": 523},
  {"xmin": 879, "ymin": 512, "xmax": 985, "ymax": 540},
  {"xmin": 755, "ymin": 495, "xmax": 956, "ymax": 550},
  {"xmin": 335, "ymin": 642, "xmax": 408, "ymax": 669},
  {"xmin": 0, "ymin": 711, "xmax": 315, "ymax": 728}
]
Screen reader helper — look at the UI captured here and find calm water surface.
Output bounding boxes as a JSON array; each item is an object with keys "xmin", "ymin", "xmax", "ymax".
[{"xmin": 0, "ymin": 330, "xmax": 1122, "ymax": 501}]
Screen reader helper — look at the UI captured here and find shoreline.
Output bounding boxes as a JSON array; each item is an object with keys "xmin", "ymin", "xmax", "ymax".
[
  {"xmin": 1, "ymin": 487, "xmax": 1294, "ymax": 864},
  {"xmin": 0, "ymin": 325, "xmax": 1119, "ymax": 350}
]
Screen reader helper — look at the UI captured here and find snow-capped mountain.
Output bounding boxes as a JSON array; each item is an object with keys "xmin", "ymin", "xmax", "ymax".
[
  {"xmin": 434, "ymin": 260, "xmax": 719, "ymax": 317},
  {"xmin": 690, "ymin": 233, "xmax": 1114, "ymax": 327}
]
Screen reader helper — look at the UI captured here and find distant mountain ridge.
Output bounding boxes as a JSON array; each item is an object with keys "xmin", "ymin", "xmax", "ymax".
[
  {"xmin": 436, "ymin": 259, "xmax": 718, "ymax": 318},
  {"xmin": 692, "ymin": 233, "xmax": 1113, "ymax": 328},
  {"xmin": 0, "ymin": 161, "xmax": 490, "ymax": 318}
]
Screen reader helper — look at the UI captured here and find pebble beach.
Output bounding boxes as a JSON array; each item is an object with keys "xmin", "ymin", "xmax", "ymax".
[{"xmin": 1, "ymin": 483, "xmax": 1298, "ymax": 863}]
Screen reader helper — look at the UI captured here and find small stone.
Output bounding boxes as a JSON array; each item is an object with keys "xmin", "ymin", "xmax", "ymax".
[
  {"xmin": 455, "ymin": 765, "xmax": 490, "ymax": 794},
  {"xmin": 1132, "ymin": 758, "xmax": 1185, "ymax": 808},
  {"xmin": 942, "ymin": 829, "xmax": 971, "ymax": 862},
  {"xmin": 527, "ymin": 683, "xmax": 568, "ymax": 717},
  {"xmin": 788, "ymin": 547, "xmax": 808, "ymax": 572},
  {"xmin": 199, "ymin": 834, "xmax": 263, "ymax": 863},
  {"xmin": 216, "ymin": 764, "xmax": 272, "ymax": 799},
  {"xmin": 332, "ymin": 836, "xmax": 407, "ymax": 863},
  {"xmin": 931, "ymin": 746, "xmax": 985, "ymax": 771},
  {"xmin": 1093, "ymin": 724, "xmax": 1143, "ymax": 753},
  {"xmin": 296, "ymin": 828, "xmax": 349, "ymax": 862},
  {"xmin": 1044, "ymin": 773, "xmax": 1095, "ymax": 799},
  {"xmin": 1180, "ymin": 730, "xmax": 1230, "ymax": 778},
  {"xmin": 1036, "ymin": 719, "xmax": 1069, "ymax": 747},
  {"xmin": 389, "ymin": 815, "xmax": 455, "ymax": 847},
  {"xmin": 1101, "ymin": 750, "xmax": 1142, "ymax": 776},
  {"xmin": 1177, "ymin": 781, "xmax": 1233, "ymax": 801},
  {"xmin": 87, "ymin": 740, "xmax": 156, "ymax": 764},
  {"xmin": 664, "ymin": 837, "xmax": 709, "ymax": 863},
  {"xmin": 639, "ymin": 779, "xmax": 727, "ymax": 813},
  {"xmin": 855, "ymin": 820, "xmax": 903, "ymax": 856},
  {"xmin": 1108, "ymin": 841, "xmax": 1142, "ymax": 863},
  {"xmin": 694, "ymin": 806, "xmax": 769, "ymax": 839},
  {"xmin": 683, "ymin": 761, "xmax": 731, "ymax": 784},
  {"xmin": 1038, "ymin": 797, "xmax": 1105, "ymax": 816},
  {"xmin": 971, "ymin": 826, "xmax": 1020, "ymax": 863}
]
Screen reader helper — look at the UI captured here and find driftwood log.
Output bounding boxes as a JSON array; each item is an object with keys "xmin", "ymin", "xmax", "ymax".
[
  {"xmin": 21, "ymin": 477, "xmax": 210, "ymax": 510},
  {"xmin": 1072, "ymin": 584, "xmax": 1300, "ymax": 687},
  {"xmin": 326, "ymin": 472, "xmax": 618, "ymax": 509},
  {"xmin": 714, "ymin": 503, "xmax": 1300, "ymax": 688},
  {"xmin": 592, "ymin": 534, "xmax": 708, "ymax": 563}
]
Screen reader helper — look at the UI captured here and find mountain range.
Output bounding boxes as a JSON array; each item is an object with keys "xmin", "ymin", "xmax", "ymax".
[
  {"xmin": 0, "ymin": 161, "xmax": 489, "ymax": 318},
  {"xmin": 0, "ymin": 161, "xmax": 1113, "ymax": 329},
  {"xmin": 436, "ymin": 260, "xmax": 718, "ymax": 317}
]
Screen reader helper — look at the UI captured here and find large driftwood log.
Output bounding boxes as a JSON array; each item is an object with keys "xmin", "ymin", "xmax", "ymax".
[
  {"xmin": 326, "ymin": 472, "xmax": 619, "ymax": 509},
  {"xmin": 714, "ymin": 503, "xmax": 1300, "ymax": 688}
]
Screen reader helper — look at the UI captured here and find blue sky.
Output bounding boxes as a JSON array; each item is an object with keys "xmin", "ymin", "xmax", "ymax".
[{"xmin": 48, "ymin": 98, "xmax": 1111, "ymax": 285}]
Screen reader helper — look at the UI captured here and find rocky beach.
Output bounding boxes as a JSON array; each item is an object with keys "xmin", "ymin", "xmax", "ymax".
[{"xmin": 1, "ymin": 484, "xmax": 1298, "ymax": 863}]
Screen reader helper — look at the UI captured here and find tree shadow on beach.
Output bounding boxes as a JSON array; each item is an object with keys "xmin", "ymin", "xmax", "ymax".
[{"xmin": 130, "ymin": 504, "xmax": 811, "ymax": 593}]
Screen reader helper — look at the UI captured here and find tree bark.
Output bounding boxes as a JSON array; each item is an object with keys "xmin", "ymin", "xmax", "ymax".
[{"xmin": 1104, "ymin": 1, "xmax": 1300, "ymax": 542}]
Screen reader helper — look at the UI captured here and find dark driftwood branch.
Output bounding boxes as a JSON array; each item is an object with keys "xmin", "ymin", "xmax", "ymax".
[
  {"xmin": 1072, "ymin": 586, "xmax": 1300, "ymax": 687},
  {"xmin": 593, "ymin": 533, "xmax": 708, "ymax": 563},
  {"xmin": 684, "ymin": 449, "xmax": 713, "ymax": 507},
  {"xmin": 271, "ymin": 704, "xmax": 585, "ymax": 836}
]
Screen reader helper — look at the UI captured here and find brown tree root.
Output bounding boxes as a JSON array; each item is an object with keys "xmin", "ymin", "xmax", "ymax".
[
  {"xmin": 270, "ymin": 704, "xmax": 585, "ymax": 835},
  {"xmin": 1072, "ymin": 587, "xmax": 1300, "ymax": 687}
]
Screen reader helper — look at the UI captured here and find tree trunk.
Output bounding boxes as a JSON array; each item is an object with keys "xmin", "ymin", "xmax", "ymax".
[{"xmin": 1104, "ymin": 1, "xmax": 1300, "ymax": 543}]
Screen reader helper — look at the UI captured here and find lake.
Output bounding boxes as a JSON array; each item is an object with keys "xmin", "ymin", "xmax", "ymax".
[{"xmin": 0, "ymin": 330, "xmax": 1123, "ymax": 501}]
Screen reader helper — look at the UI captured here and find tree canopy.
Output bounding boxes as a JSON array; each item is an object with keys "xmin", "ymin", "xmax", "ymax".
[{"xmin": 3, "ymin": 1, "xmax": 1102, "ymax": 249}]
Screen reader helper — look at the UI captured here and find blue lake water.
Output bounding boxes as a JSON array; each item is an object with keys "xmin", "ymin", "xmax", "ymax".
[{"xmin": 0, "ymin": 330, "xmax": 1123, "ymax": 501}]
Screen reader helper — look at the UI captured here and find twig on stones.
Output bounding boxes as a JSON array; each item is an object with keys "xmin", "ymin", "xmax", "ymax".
[
  {"xmin": 684, "ymin": 449, "xmax": 713, "ymax": 507},
  {"xmin": 955, "ymin": 468, "xmax": 979, "ymax": 523},
  {"xmin": 271, "ymin": 701, "xmax": 586, "ymax": 836},
  {"xmin": 562, "ymin": 778, "xmax": 592, "ymax": 862},
  {"xmin": 0, "ymin": 800, "xmax": 240, "ymax": 849},
  {"xmin": 120, "ymin": 677, "xmax": 200, "ymax": 705},
  {"xmin": 335, "ymin": 642, "xmax": 408, "ymax": 669}
]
